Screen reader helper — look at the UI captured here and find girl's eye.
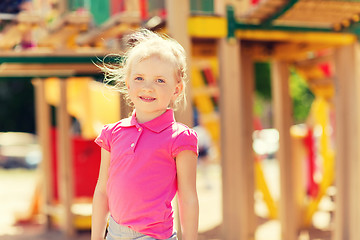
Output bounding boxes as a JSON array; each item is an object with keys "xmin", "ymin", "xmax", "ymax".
[
  {"xmin": 156, "ymin": 78, "xmax": 165, "ymax": 83},
  {"xmin": 135, "ymin": 76, "xmax": 143, "ymax": 81}
]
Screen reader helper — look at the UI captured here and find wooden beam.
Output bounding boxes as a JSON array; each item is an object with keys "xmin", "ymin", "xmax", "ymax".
[
  {"xmin": 0, "ymin": 63, "xmax": 100, "ymax": 75},
  {"xmin": 76, "ymin": 12, "xmax": 140, "ymax": 45},
  {"xmin": 219, "ymin": 38, "xmax": 255, "ymax": 240},
  {"xmin": 0, "ymin": 69, "xmax": 75, "ymax": 77},
  {"xmin": 349, "ymin": 43, "xmax": 360, "ymax": 240},
  {"xmin": 273, "ymin": 42, "xmax": 334, "ymax": 61},
  {"xmin": 271, "ymin": 60, "xmax": 297, "ymax": 240},
  {"xmin": 58, "ymin": 0, "xmax": 68, "ymax": 15},
  {"xmin": 17, "ymin": 12, "xmax": 44, "ymax": 24},
  {"xmin": 33, "ymin": 78, "xmax": 53, "ymax": 229},
  {"xmin": 261, "ymin": 0, "xmax": 299, "ymax": 25},
  {"xmin": 333, "ymin": 43, "xmax": 360, "ymax": 240},
  {"xmin": 219, "ymin": 37, "xmax": 242, "ymax": 240},
  {"xmin": 166, "ymin": 0, "xmax": 193, "ymax": 127},
  {"xmin": 35, "ymin": 12, "xmax": 91, "ymax": 49},
  {"xmin": 166, "ymin": 2, "xmax": 193, "ymax": 237},
  {"xmin": 37, "ymin": 25, "xmax": 79, "ymax": 49},
  {"xmin": 57, "ymin": 79, "xmax": 75, "ymax": 236},
  {"xmin": 0, "ymin": 24, "xmax": 28, "ymax": 50},
  {"xmin": 235, "ymin": 30, "xmax": 356, "ymax": 45},
  {"xmin": 290, "ymin": 125, "xmax": 307, "ymax": 227},
  {"xmin": 213, "ymin": 0, "xmax": 226, "ymax": 16},
  {"xmin": 293, "ymin": 54, "xmax": 333, "ymax": 68},
  {"xmin": 251, "ymin": 42, "xmax": 335, "ymax": 62},
  {"xmin": 0, "ymin": 53, "xmax": 108, "ymax": 63}
]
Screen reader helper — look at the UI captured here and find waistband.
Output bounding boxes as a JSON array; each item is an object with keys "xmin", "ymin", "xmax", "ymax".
[
  {"xmin": 107, "ymin": 215, "xmax": 145, "ymax": 239},
  {"xmin": 107, "ymin": 215, "xmax": 177, "ymax": 240}
]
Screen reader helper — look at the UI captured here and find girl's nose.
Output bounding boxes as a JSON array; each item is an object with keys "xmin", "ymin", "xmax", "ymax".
[{"xmin": 142, "ymin": 80, "xmax": 154, "ymax": 91}]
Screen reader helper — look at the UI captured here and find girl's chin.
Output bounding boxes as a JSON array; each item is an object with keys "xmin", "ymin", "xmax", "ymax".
[{"xmin": 136, "ymin": 109, "xmax": 167, "ymax": 116}]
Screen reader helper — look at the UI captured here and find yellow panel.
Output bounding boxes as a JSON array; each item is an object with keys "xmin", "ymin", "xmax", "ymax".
[
  {"xmin": 204, "ymin": 120, "xmax": 220, "ymax": 141},
  {"xmin": 188, "ymin": 16, "xmax": 227, "ymax": 38},
  {"xmin": 45, "ymin": 77, "xmax": 120, "ymax": 139}
]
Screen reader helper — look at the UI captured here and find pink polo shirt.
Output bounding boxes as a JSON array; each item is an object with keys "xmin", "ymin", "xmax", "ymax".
[{"xmin": 95, "ymin": 109, "xmax": 198, "ymax": 239}]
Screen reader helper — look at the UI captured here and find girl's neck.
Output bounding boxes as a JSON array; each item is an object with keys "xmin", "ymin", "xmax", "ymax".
[{"xmin": 135, "ymin": 109, "xmax": 168, "ymax": 124}]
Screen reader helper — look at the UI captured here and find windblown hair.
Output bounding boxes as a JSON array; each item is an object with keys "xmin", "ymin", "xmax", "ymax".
[{"xmin": 100, "ymin": 29, "xmax": 188, "ymax": 110}]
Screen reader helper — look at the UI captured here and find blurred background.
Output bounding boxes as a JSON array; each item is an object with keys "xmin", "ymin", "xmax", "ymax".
[{"xmin": 2, "ymin": 0, "xmax": 360, "ymax": 239}]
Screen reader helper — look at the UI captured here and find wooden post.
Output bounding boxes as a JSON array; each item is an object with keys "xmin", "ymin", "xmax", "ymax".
[
  {"xmin": 58, "ymin": 0, "xmax": 68, "ymax": 15},
  {"xmin": 57, "ymin": 79, "xmax": 75, "ymax": 236},
  {"xmin": 166, "ymin": 1, "xmax": 192, "ymax": 238},
  {"xmin": 271, "ymin": 60, "xmax": 297, "ymax": 240},
  {"xmin": 333, "ymin": 43, "xmax": 360, "ymax": 240},
  {"xmin": 239, "ymin": 41, "xmax": 256, "ymax": 238},
  {"xmin": 166, "ymin": 0, "xmax": 193, "ymax": 127},
  {"xmin": 218, "ymin": 38, "xmax": 255, "ymax": 240},
  {"xmin": 291, "ymin": 126, "xmax": 307, "ymax": 227},
  {"xmin": 33, "ymin": 78, "xmax": 53, "ymax": 229}
]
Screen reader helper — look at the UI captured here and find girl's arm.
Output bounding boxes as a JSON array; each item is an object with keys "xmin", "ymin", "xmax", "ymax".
[
  {"xmin": 176, "ymin": 150, "xmax": 199, "ymax": 240},
  {"xmin": 91, "ymin": 148, "xmax": 111, "ymax": 240}
]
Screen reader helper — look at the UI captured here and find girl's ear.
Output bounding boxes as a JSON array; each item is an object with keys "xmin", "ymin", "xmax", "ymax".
[{"xmin": 173, "ymin": 82, "xmax": 183, "ymax": 98}]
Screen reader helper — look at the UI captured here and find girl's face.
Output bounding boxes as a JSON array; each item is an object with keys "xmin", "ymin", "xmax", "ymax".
[{"xmin": 127, "ymin": 55, "xmax": 183, "ymax": 123}]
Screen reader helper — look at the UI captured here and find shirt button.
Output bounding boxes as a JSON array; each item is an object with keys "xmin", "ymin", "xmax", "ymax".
[
  {"xmin": 138, "ymin": 128, "xmax": 142, "ymax": 132},
  {"xmin": 131, "ymin": 143, "xmax": 135, "ymax": 147}
]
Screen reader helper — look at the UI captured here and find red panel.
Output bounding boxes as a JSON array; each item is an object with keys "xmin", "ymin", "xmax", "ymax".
[{"xmin": 50, "ymin": 128, "xmax": 101, "ymax": 200}]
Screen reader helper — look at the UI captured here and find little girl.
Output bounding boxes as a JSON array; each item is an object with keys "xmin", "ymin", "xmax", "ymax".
[{"xmin": 91, "ymin": 29, "xmax": 199, "ymax": 240}]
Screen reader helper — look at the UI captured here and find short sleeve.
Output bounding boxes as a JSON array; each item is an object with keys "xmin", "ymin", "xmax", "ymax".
[
  {"xmin": 171, "ymin": 128, "xmax": 199, "ymax": 158},
  {"xmin": 94, "ymin": 124, "xmax": 112, "ymax": 152}
]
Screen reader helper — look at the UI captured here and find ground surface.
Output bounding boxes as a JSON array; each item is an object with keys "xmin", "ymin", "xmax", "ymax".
[{"xmin": 0, "ymin": 161, "xmax": 333, "ymax": 240}]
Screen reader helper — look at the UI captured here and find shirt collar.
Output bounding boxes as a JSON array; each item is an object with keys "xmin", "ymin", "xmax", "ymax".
[{"xmin": 119, "ymin": 109, "xmax": 175, "ymax": 133}]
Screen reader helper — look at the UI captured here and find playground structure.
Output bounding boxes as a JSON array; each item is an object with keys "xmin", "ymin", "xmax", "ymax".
[{"xmin": 2, "ymin": 0, "xmax": 360, "ymax": 240}]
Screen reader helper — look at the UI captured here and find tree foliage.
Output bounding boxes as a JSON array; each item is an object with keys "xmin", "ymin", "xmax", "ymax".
[
  {"xmin": 254, "ymin": 62, "xmax": 314, "ymax": 124},
  {"xmin": 0, "ymin": 78, "xmax": 35, "ymax": 133}
]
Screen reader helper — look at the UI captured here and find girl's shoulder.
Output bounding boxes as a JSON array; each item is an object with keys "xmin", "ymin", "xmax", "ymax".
[
  {"xmin": 101, "ymin": 116, "xmax": 131, "ymax": 134},
  {"xmin": 171, "ymin": 122, "xmax": 198, "ymax": 138},
  {"xmin": 170, "ymin": 122, "xmax": 199, "ymax": 157}
]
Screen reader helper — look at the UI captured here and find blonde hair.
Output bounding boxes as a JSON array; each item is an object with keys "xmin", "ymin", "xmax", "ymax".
[{"xmin": 101, "ymin": 29, "xmax": 188, "ymax": 110}]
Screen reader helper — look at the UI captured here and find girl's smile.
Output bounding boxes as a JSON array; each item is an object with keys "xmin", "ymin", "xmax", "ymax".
[
  {"xmin": 139, "ymin": 96, "xmax": 156, "ymax": 102},
  {"xmin": 127, "ymin": 55, "xmax": 183, "ymax": 123}
]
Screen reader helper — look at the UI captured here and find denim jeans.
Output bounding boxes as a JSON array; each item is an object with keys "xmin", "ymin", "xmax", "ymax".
[{"xmin": 106, "ymin": 216, "xmax": 177, "ymax": 240}]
